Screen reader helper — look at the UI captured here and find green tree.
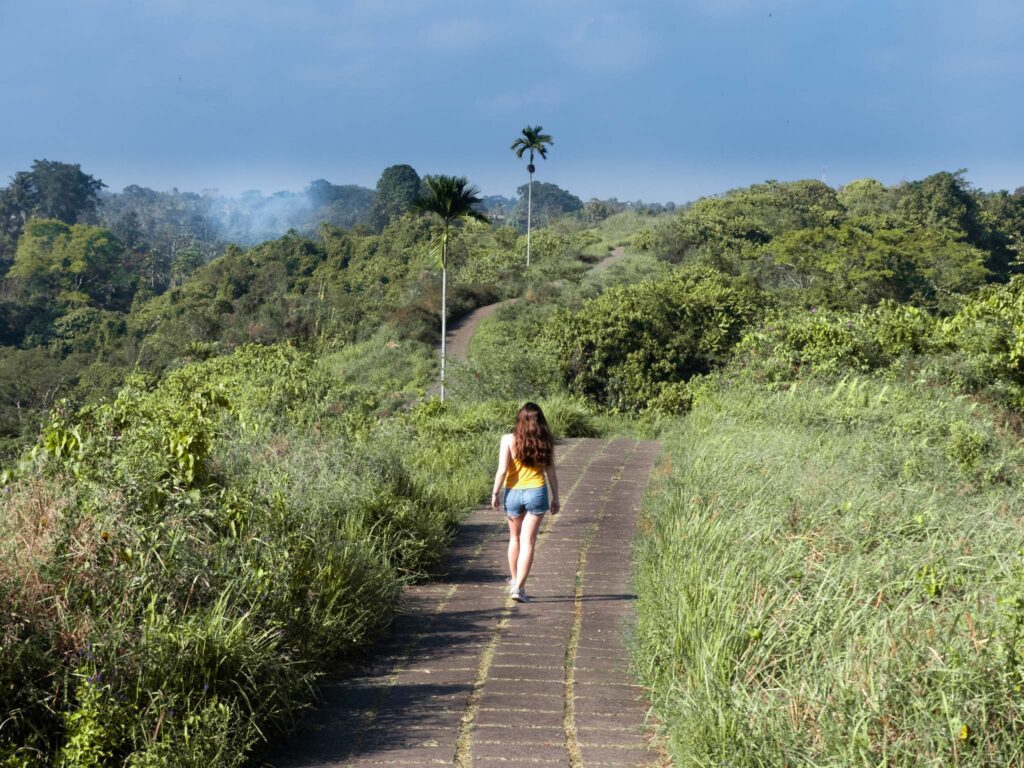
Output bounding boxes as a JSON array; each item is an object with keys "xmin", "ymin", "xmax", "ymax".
[
  {"xmin": 838, "ymin": 178, "xmax": 897, "ymax": 218},
  {"xmin": 370, "ymin": 164, "xmax": 421, "ymax": 232},
  {"xmin": 49, "ymin": 307, "xmax": 126, "ymax": 356},
  {"xmin": 303, "ymin": 180, "xmax": 375, "ymax": 231},
  {"xmin": 763, "ymin": 220, "xmax": 989, "ymax": 310},
  {"xmin": 662, "ymin": 179, "xmax": 841, "ymax": 269},
  {"xmin": 97, "ymin": 184, "xmax": 222, "ymax": 275},
  {"xmin": 0, "ymin": 346, "xmax": 80, "ymax": 459},
  {"xmin": 170, "ymin": 245, "xmax": 204, "ymax": 288},
  {"xmin": 0, "ymin": 171, "xmax": 40, "ymax": 228},
  {"xmin": 111, "ymin": 210, "xmax": 145, "ymax": 250},
  {"xmin": 583, "ymin": 199, "xmax": 615, "ymax": 225},
  {"xmin": 26, "ymin": 159, "xmax": 106, "ymax": 224},
  {"xmin": 511, "ymin": 182, "xmax": 583, "ymax": 233},
  {"xmin": 896, "ymin": 170, "xmax": 980, "ymax": 238},
  {"xmin": 0, "ymin": 172, "xmax": 41, "ymax": 268},
  {"xmin": 974, "ymin": 189, "xmax": 1024, "ymax": 279},
  {"xmin": 940, "ymin": 275, "xmax": 1024, "ymax": 407},
  {"xmin": 510, "ymin": 125, "xmax": 553, "ymax": 267},
  {"xmin": 412, "ymin": 175, "xmax": 488, "ymax": 401},
  {"xmin": 0, "ymin": 162, "xmax": 106, "ymax": 269},
  {"xmin": 9, "ymin": 219, "xmax": 130, "ymax": 311}
]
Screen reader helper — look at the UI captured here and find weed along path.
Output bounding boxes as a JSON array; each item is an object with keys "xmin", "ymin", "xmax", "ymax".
[{"xmin": 265, "ymin": 437, "xmax": 662, "ymax": 767}]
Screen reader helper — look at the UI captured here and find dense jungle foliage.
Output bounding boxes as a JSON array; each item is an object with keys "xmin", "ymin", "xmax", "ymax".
[
  {"xmin": 0, "ymin": 161, "xmax": 607, "ymax": 461},
  {"xmin": 2, "ymin": 162, "xmax": 1023, "ymax": 765}
]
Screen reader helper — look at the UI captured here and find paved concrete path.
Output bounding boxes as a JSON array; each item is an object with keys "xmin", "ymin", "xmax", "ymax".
[{"xmin": 265, "ymin": 437, "xmax": 662, "ymax": 767}]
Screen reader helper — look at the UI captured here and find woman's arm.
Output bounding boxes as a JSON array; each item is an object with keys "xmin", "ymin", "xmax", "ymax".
[
  {"xmin": 491, "ymin": 434, "xmax": 511, "ymax": 509},
  {"xmin": 546, "ymin": 462, "xmax": 560, "ymax": 515}
]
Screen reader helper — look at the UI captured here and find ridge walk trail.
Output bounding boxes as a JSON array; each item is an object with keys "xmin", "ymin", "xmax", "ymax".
[
  {"xmin": 265, "ymin": 437, "xmax": 663, "ymax": 767},
  {"xmin": 443, "ymin": 246, "xmax": 627, "ymax": 366}
]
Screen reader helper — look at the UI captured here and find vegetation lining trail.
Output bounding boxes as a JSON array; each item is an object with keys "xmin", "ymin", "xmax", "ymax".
[
  {"xmin": 633, "ymin": 377, "xmax": 1024, "ymax": 766},
  {"xmin": 264, "ymin": 437, "xmax": 662, "ymax": 767}
]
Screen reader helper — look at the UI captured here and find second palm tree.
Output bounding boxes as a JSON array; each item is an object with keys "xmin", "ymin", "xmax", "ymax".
[
  {"xmin": 511, "ymin": 125, "xmax": 553, "ymax": 268},
  {"xmin": 413, "ymin": 175, "xmax": 488, "ymax": 402}
]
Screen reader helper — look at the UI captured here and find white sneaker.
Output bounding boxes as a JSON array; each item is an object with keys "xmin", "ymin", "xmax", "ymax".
[{"xmin": 513, "ymin": 586, "xmax": 530, "ymax": 603}]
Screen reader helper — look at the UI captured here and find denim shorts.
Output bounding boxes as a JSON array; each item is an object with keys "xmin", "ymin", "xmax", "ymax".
[{"xmin": 504, "ymin": 486, "xmax": 549, "ymax": 518}]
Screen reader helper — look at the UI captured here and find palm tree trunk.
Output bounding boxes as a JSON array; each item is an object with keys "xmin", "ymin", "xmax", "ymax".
[
  {"xmin": 440, "ymin": 239, "xmax": 447, "ymax": 402},
  {"xmin": 526, "ymin": 171, "xmax": 533, "ymax": 268}
]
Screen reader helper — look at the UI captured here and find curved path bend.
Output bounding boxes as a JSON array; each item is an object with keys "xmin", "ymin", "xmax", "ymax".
[
  {"xmin": 444, "ymin": 246, "xmax": 627, "ymax": 366},
  {"xmin": 266, "ymin": 437, "xmax": 662, "ymax": 767}
]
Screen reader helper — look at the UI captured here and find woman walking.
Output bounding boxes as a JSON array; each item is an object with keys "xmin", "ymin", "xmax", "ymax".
[{"xmin": 491, "ymin": 402, "xmax": 560, "ymax": 602}]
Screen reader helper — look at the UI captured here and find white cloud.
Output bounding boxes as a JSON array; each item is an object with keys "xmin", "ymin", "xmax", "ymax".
[
  {"xmin": 561, "ymin": 13, "xmax": 655, "ymax": 74},
  {"xmin": 483, "ymin": 83, "xmax": 562, "ymax": 116},
  {"xmin": 419, "ymin": 17, "xmax": 493, "ymax": 51}
]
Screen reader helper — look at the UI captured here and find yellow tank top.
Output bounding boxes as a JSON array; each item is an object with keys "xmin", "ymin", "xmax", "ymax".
[{"xmin": 505, "ymin": 453, "xmax": 546, "ymax": 489}]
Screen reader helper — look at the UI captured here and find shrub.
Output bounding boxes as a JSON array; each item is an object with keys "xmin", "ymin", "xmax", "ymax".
[
  {"xmin": 0, "ymin": 340, "xmax": 499, "ymax": 763},
  {"xmin": 538, "ymin": 395, "xmax": 602, "ymax": 438},
  {"xmin": 547, "ymin": 266, "xmax": 763, "ymax": 411},
  {"xmin": 632, "ymin": 228, "xmax": 657, "ymax": 252},
  {"xmin": 732, "ymin": 301, "xmax": 938, "ymax": 383},
  {"xmin": 733, "ymin": 307, "xmax": 882, "ymax": 380},
  {"xmin": 453, "ymin": 301, "xmax": 564, "ymax": 402},
  {"xmin": 938, "ymin": 275, "xmax": 1024, "ymax": 409}
]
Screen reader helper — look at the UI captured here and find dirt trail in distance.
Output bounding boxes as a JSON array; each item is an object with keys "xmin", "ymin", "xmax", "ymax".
[{"xmin": 443, "ymin": 245, "xmax": 627, "ymax": 364}]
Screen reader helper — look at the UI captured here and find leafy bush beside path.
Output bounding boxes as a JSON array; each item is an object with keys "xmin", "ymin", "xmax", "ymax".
[{"xmin": 0, "ymin": 344, "xmax": 501, "ymax": 765}]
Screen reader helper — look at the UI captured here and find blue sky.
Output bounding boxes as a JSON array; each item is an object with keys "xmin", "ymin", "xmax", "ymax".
[{"xmin": 1, "ymin": 0, "xmax": 1022, "ymax": 203}]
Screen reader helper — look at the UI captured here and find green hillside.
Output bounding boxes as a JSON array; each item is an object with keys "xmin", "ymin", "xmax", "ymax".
[{"xmin": 2, "ymin": 165, "xmax": 1023, "ymax": 765}]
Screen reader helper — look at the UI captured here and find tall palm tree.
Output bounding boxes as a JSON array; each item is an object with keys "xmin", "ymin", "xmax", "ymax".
[
  {"xmin": 511, "ymin": 125, "xmax": 553, "ymax": 268},
  {"xmin": 413, "ymin": 175, "xmax": 488, "ymax": 402}
]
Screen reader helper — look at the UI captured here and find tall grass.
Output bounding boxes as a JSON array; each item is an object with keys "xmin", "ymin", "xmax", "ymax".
[
  {"xmin": 633, "ymin": 376, "xmax": 1024, "ymax": 766},
  {"xmin": 318, "ymin": 326, "xmax": 436, "ymax": 404},
  {"xmin": 0, "ymin": 344, "xmax": 507, "ymax": 765}
]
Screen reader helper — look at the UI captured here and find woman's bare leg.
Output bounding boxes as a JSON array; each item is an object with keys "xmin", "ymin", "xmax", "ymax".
[
  {"xmin": 514, "ymin": 513, "xmax": 545, "ymax": 588},
  {"xmin": 507, "ymin": 515, "xmax": 523, "ymax": 583}
]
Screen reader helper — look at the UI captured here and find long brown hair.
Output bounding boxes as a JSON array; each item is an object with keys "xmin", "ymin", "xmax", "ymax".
[{"xmin": 512, "ymin": 402, "xmax": 554, "ymax": 467}]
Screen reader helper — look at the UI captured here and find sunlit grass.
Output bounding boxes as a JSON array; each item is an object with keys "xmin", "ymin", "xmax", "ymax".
[
  {"xmin": 0, "ymin": 344, "xmax": 515, "ymax": 764},
  {"xmin": 578, "ymin": 210, "xmax": 672, "ymax": 257},
  {"xmin": 634, "ymin": 376, "xmax": 1024, "ymax": 766}
]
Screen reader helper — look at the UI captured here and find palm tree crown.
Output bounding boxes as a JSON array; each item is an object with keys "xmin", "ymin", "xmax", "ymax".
[
  {"xmin": 413, "ymin": 175, "xmax": 488, "ymax": 258},
  {"xmin": 511, "ymin": 126, "xmax": 553, "ymax": 172}
]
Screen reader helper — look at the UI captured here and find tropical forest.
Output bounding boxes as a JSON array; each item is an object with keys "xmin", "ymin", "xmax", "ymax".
[{"xmin": 1, "ymin": 143, "xmax": 1024, "ymax": 767}]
